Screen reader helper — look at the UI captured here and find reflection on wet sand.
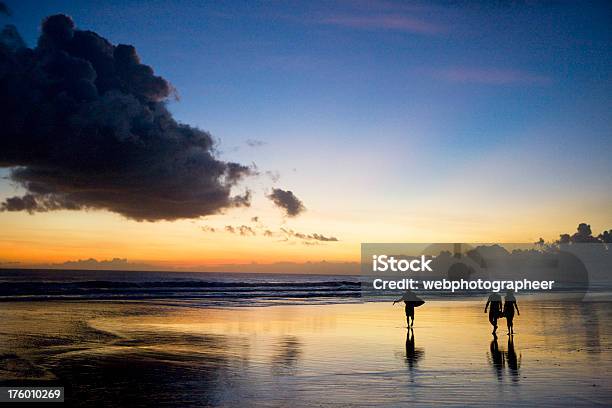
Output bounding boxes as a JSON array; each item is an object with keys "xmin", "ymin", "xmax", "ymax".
[
  {"xmin": 506, "ymin": 336, "xmax": 520, "ymax": 382},
  {"xmin": 579, "ymin": 303, "xmax": 602, "ymax": 354},
  {"xmin": 487, "ymin": 336, "xmax": 521, "ymax": 383},
  {"xmin": 489, "ymin": 337, "xmax": 504, "ymax": 381},
  {"xmin": 271, "ymin": 336, "xmax": 302, "ymax": 376},
  {"xmin": 0, "ymin": 300, "xmax": 610, "ymax": 407},
  {"xmin": 404, "ymin": 328, "xmax": 424, "ymax": 373}
]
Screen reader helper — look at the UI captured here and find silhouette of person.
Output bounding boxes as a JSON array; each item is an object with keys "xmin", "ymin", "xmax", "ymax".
[
  {"xmin": 503, "ymin": 290, "xmax": 520, "ymax": 335},
  {"xmin": 489, "ymin": 337, "xmax": 504, "ymax": 381},
  {"xmin": 393, "ymin": 290, "xmax": 424, "ymax": 327},
  {"xmin": 484, "ymin": 292, "xmax": 502, "ymax": 336}
]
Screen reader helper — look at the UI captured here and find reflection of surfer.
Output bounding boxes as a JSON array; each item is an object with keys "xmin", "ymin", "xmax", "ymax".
[{"xmin": 393, "ymin": 290, "xmax": 425, "ymax": 327}]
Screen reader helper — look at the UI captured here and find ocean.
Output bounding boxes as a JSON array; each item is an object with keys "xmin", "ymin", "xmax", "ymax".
[{"xmin": 0, "ymin": 269, "xmax": 362, "ymax": 305}]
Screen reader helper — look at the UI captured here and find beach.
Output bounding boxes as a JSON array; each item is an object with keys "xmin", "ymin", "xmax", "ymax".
[{"xmin": 1, "ymin": 298, "xmax": 610, "ymax": 407}]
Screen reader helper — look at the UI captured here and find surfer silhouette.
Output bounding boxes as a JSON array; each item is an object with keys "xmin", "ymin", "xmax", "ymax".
[
  {"xmin": 503, "ymin": 290, "xmax": 520, "ymax": 335},
  {"xmin": 484, "ymin": 292, "xmax": 502, "ymax": 336},
  {"xmin": 393, "ymin": 290, "xmax": 425, "ymax": 328}
]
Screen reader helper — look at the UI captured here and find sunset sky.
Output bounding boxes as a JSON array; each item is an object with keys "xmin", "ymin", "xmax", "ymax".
[{"xmin": 1, "ymin": 1, "xmax": 610, "ymax": 271}]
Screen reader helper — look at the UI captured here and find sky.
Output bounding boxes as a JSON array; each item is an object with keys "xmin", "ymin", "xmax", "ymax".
[{"xmin": 0, "ymin": 1, "xmax": 611, "ymax": 272}]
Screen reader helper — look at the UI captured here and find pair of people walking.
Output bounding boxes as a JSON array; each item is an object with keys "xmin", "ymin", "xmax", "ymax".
[
  {"xmin": 393, "ymin": 289, "xmax": 520, "ymax": 335},
  {"xmin": 485, "ymin": 290, "xmax": 520, "ymax": 336}
]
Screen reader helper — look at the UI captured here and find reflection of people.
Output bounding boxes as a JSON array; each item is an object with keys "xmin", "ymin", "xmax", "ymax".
[
  {"xmin": 503, "ymin": 290, "xmax": 520, "ymax": 335},
  {"xmin": 489, "ymin": 337, "xmax": 503, "ymax": 381},
  {"xmin": 484, "ymin": 292, "xmax": 502, "ymax": 336},
  {"xmin": 506, "ymin": 336, "xmax": 520, "ymax": 382},
  {"xmin": 487, "ymin": 336, "xmax": 521, "ymax": 382},
  {"xmin": 393, "ymin": 290, "xmax": 425, "ymax": 327}
]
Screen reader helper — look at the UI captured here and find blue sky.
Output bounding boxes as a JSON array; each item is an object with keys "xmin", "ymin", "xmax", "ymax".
[{"xmin": 1, "ymin": 1, "xmax": 611, "ymax": 260}]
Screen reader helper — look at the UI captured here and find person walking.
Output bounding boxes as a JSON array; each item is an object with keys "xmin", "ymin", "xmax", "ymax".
[
  {"xmin": 503, "ymin": 290, "xmax": 520, "ymax": 335},
  {"xmin": 484, "ymin": 292, "xmax": 503, "ymax": 336},
  {"xmin": 393, "ymin": 290, "xmax": 425, "ymax": 328}
]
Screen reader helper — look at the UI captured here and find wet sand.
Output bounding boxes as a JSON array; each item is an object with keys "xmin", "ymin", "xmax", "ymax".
[{"xmin": 0, "ymin": 300, "xmax": 611, "ymax": 407}]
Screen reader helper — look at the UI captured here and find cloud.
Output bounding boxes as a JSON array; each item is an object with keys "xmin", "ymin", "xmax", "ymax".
[
  {"xmin": 224, "ymin": 224, "xmax": 256, "ymax": 236},
  {"xmin": 0, "ymin": 2, "xmax": 10, "ymax": 16},
  {"xmin": 280, "ymin": 228, "xmax": 338, "ymax": 242},
  {"xmin": 201, "ymin": 225, "xmax": 216, "ymax": 233},
  {"xmin": 267, "ymin": 188, "xmax": 305, "ymax": 217},
  {"xmin": 246, "ymin": 139, "xmax": 266, "ymax": 147},
  {"xmin": 0, "ymin": 14, "xmax": 253, "ymax": 221},
  {"xmin": 238, "ymin": 225, "xmax": 256, "ymax": 236},
  {"xmin": 310, "ymin": 233, "xmax": 339, "ymax": 242},
  {"xmin": 219, "ymin": 222, "xmax": 338, "ymax": 243},
  {"xmin": 429, "ymin": 67, "xmax": 552, "ymax": 85},
  {"xmin": 320, "ymin": 14, "xmax": 444, "ymax": 35},
  {"xmin": 200, "ymin": 260, "xmax": 357, "ymax": 274},
  {"xmin": 33, "ymin": 257, "xmax": 156, "ymax": 271},
  {"xmin": 265, "ymin": 170, "xmax": 280, "ymax": 183},
  {"xmin": 9, "ymin": 259, "xmax": 359, "ymax": 274}
]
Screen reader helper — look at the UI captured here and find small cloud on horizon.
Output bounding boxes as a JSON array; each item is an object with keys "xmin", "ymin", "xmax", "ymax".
[
  {"xmin": 7, "ymin": 257, "xmax": 157, "ymax": 271},
  {"xmin": 280, "ymin": 228, "xmax": 339, "ymax": 242},
  {"xmin": 220, "ymin": 223, "xmax": 339, "ymax": 243},
  {"xmin": 225, "ymin": 225, "xmax": 256, "ymax": 236},
  {"xmin": 0, "ymin": 258, "xmax": 358, "ymax": 274}
]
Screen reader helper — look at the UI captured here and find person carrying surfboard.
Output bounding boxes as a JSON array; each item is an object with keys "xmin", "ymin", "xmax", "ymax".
[{"xmin": 393, "ymin": 289, "xmax": 425, "ymax": 328}]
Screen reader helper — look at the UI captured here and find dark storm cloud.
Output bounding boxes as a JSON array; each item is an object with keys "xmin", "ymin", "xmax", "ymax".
[
  {"xmin": 0, "ymin": 14, "xmax": 253, "ymax": 221},
  {"xmin": 267, "ymin": 188, "xmax": 305, "ymax": 217},
  {"xmin": 0, "ymin": 2, "xmax": 10, "ymax": 16},
  {"xmin": 1, "ymin": 194, "xmax": 38, "ymax": 212},
  {"xmin": 0, "ymin": 23, "xmax": 25, "ymax": 52}
]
